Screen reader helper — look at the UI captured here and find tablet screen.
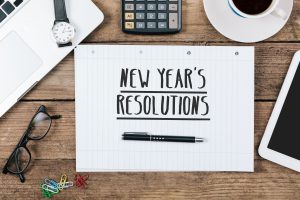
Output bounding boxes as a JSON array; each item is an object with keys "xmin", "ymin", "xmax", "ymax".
[{"xmin": 268, "ymin": 62, "xmax": 300, "ymax": 160}]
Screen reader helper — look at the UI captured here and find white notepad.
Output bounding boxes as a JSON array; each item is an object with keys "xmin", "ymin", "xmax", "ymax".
[{"xmin": 75, "ymin": 45, "xmax": 254, "ymax": 172}]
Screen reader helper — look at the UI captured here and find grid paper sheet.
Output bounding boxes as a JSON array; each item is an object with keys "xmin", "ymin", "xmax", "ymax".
[{"xmin": 75, "ymin": 45, "xmax": 254, "ymax": 172}]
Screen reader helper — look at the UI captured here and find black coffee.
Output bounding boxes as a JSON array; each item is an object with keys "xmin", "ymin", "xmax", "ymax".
[{"xmin": 232, "ymin": 0, "xmax": 273, "ymax": 15}]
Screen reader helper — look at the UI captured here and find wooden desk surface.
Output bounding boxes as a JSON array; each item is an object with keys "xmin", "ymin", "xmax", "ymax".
[{"xmin": 1, "ymin": 0, "xmax": 300, "ymax": 199}]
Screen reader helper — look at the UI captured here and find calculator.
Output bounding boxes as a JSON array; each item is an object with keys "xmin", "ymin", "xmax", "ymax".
[{"xmin": 122, "ymin": 0, "xmax": 182, "ymax": 34}]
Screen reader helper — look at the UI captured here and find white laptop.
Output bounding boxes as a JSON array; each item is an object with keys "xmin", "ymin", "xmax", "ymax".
[{"xmin": 0, "ymin": 0, "xmax": 104, "ymax": 117}]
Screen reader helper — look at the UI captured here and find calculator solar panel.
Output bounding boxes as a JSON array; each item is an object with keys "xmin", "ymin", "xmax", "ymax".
[{"xmin": 122, "ymin": 0, "xmax": 182, "ymax": 34}]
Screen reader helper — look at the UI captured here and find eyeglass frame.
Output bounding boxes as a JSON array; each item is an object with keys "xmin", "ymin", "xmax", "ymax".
[{"xmin": 2, "ymin": 105, "xmax": 61, "ymax": 183}]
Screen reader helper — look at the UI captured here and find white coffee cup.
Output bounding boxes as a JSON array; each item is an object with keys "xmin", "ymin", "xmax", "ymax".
[{"xmin": 228, "ymin": 0, "xmax": 287, "ymax": 20}]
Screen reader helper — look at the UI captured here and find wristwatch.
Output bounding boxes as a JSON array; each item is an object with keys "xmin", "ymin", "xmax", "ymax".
[{"xmin": 52, "ymin": 0, "xmax": 75, "ymax": 47}]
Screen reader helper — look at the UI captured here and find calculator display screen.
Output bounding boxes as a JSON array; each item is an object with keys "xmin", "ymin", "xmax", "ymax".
[{"xmin": 268, "ymin": 63, "xmax": 300, "ymax": 160}]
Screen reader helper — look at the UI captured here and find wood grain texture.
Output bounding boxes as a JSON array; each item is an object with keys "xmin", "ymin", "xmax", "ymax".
[
  {"xmin": 0, "ymin": 160, "xmax": 300, "ymax": 200},
  {"xmin": 85, "ymin": 0, "xmax": 300, "ymax": 43},
  {"xmin": 21, "ymin": 0, "xmax": 300, "ymax": 101},
  {"xmin": 1, "ymin": 0, "xmax": 300, "ymax": 199},
  {"xmin": 0, "ymin": 101, "xmax": 272, "ymax": 160},
  {"xmin": 23, "ymin": 43, "xmax": 300, "ymax": 101}
]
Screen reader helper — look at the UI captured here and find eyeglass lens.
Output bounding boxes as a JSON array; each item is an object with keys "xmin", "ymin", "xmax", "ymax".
[
  {"xmin": 6, "ymin": 147, "xmax": 30, "ymax": 173},
  {"xmin": 28, "ymin": 112, "xmax": 52, "ymax": 139}
]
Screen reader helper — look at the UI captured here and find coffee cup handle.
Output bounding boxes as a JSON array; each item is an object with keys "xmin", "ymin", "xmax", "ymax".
[{"xmin": 271, "ymin": 7, "xmax": 287, "ymax": 20}]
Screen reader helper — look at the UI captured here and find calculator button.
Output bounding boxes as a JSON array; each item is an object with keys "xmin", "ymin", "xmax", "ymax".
[
  {"xmin": 147, "ymin": 22, "xmax": 156, "ymax": 28},
  {"xmin": 169, "ymin": 13, "xmax": 178, "ymax": 29},
  {"xmin": 158, "ymin": 22, "xmax": 167, "ymax": 29},
  {"xmin": 158, "ymin": 4, "xmax": 167, "ymax": 11},
  {"xmin": 136, "ymin": 4, "xmax": 145, "ymax": 10},
  {"xmin": 136, "ymin": 13, "xmax": 145, "ymax": 19},
  {"xmin": 147, "ymin": 4, "xmax": 156, "ymax": 10},
  {"xmin": 158, "ymin": 13, "xmax": 167, "ymax": 20},
  {"xmin": 136, "ymin": 22, "xmax": 145, "ymax": 29},
  {"xmin": 147, "ymin": 13, "xmax": 156, "ymax": 19},
  {"xmin": 0, "ymin": 10, "xmax": 6, "ymax": 23},
  {"xmin": 122, "ymin": 0, "xmax": 181, "ymax": 33},
  {"xmin": 125, "ymin": 13, "xmax": 134, "ymax": 20},
  {"xmin": 125, "ymin": 4, "xmax": 134, "ymax": 11},
  {"xmin": 13, "ymin": 0, "xmax": 23, "ymax": 7},
  {"xmin": 169, "ymin": 4, "xmax": 178, "ymax": 11},
  {"xmin": 125, "ymin": 22, "xmax": 135, "ymax": 29},
  {"xmin": 2, "ymin": 1, "xmax": 15, "ymax": 15}
]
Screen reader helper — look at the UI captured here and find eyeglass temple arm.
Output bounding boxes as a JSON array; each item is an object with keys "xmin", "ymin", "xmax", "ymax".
[
  {"xmin": 14, "ymin": 153, "xmax": 25, "ymax": 183},
  {"xmin": 50, "ymin": 115, "xmax": 62, "ymax": 120},
  {"xmin": 18, "ymin": 173, "xmax": 25, "ymax": 183}
]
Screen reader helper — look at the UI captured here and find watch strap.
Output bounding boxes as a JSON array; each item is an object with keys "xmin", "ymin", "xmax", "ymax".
[
  {"xmin": 54, "ymin": 0, "xmax": 69, "ymax": 22},
  {"xmin": 58, "ymin": 42, "xmax": 72, "ymax": 48}
]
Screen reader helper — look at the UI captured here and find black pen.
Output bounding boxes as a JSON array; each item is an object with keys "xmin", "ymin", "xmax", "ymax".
[{"xmin": 122, "ymin": 132, "xmax": 204, "ymax": 143}]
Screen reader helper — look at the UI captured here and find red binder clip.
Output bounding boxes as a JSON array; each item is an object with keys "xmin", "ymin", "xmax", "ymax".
[{"xmin": 74, "ymin": 174, "xmax": 89, "ymax": 189}]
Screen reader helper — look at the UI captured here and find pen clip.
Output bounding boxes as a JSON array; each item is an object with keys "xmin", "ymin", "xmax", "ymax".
[{"xmin": 123, "ymin": 132, "xmax": 149, "ymax": 136}]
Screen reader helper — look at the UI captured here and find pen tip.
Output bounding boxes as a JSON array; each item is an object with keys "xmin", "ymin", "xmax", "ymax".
[{"xmin": 195, "ymin": 138, "xmax": 205, "ymax": 143}]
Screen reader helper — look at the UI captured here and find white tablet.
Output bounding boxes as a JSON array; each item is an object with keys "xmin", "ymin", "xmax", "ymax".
[{"xmin": 259, "ymin": 51, "xmax": 300, "ymax": 172}]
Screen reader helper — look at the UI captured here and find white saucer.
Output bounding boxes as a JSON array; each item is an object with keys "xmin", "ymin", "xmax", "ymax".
[{"xmin": 203, "ymin": 0, "xmax": 293, "ymax": 43}]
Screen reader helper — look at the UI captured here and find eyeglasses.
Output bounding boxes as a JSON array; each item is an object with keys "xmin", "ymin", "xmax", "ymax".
[{"xmin": 2, "ymin": 105, "xmax": 61, "ymax": 183}]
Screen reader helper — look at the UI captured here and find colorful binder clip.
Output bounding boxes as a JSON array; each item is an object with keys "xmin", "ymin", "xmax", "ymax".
[
  {"xmin": 41, "ymin": 183, "xmax": 53, "ymax": 199},
  {"xmin": 57, "ymin": 181, "xmax": 73, "ymax": 190},
  {"xmin": 40, "ymin": 183, "xmax": 59, "ymax": 199},
  {"xmin": 41, "ymin": 184, "xmax": 59, "ymax": 194},
  {"xmin": 64, "ymin": 181, "xmax": 74, "ymax": 188},
  {"xmin": 40, "ymin": 173, "xmax": 84, "ymax": 198},
  {"xmin": 58, "ymin": 174, "xmax": 68, "ymax": 190},
  {"xmin": 74, "ymin": 174, "xmax": 89, "ymax": 189},
  {"xmin": 44, "ymin": 178, "xmax": 58, "ymax": 189},
  {"xmin": 41, "ymin": 188, "xmax": 53, "ymax": 198}
]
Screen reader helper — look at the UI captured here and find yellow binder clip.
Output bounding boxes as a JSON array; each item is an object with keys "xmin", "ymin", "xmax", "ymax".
[{"xmin": 58, "ymin": 174, "xmax": 68, "ymax": 190}]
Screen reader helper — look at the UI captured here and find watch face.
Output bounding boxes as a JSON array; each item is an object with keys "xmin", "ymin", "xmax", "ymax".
[{"xmin": 52, "ymin": 22, "xmax": 75, "ymax": 44}]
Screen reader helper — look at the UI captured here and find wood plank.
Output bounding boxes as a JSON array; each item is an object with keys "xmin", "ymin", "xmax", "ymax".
[
  {"xmin": 0, "ymin": 102, "xmax": 75, "ymax": 160},
  {"xmin": 0, "ymin": 101, "xmax": 273, "ymax": 160},
  {"xmin": 23, "ymin": 43, "xmax": 300, "ymax": 101},
  {"xmin": 1, "ymin": 0, "xmax": 299, "ymax": 199},
  {"xmin": 0, "ymin": 159, "xmax": 300, "ymax": 200},
  {"xmin": 23, "ymin": 54, "xmax": 75, "ymax": 100},
  {"xmin": 85, "ymin": 0, "xmax": 300, "ymax": 43}
]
